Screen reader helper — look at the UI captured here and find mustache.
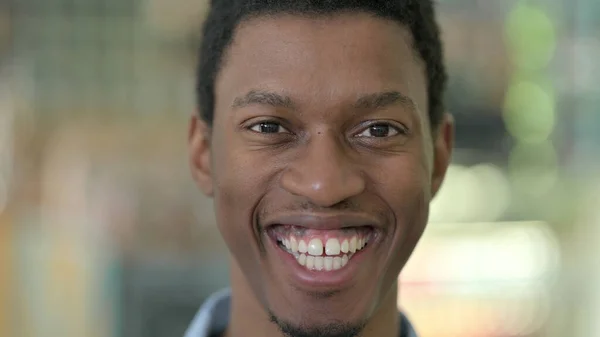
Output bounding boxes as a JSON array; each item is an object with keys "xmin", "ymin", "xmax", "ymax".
[
  {"xmin": 256, "ymin": 198, "xmax": 390, "ymax": 231},
  {"xmin": 261, "ymin": 199, "xmax": 365, "ymax": 216}
]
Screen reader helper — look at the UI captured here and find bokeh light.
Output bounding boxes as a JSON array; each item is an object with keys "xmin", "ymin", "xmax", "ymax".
[
  {"xmin": 505, "ymin": 2, "xmax": 557, "ymax": 70},
  {"xmin": 508, "ymin": 141, "xmax": 559, "ymax": 197},
  {"xmin": 430, "ymin": 164, "xmax": 511, "ymax": 223},
  {"xmin": 401, "ymin": 221, "xmax": 560, "ymax": 337},
  {"xmin": 469, "ymin": 164, "xmax": 511, "ymax": 222},
  {"xmin": 503, "ymin": 79, "xmax": 556, "ymax": 143}
]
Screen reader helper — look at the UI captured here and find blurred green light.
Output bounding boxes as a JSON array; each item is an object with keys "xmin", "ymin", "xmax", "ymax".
[
  {"xmin": 504, "ymin": 80, "xmax": 556, "ymax": 143},
  {"xmin": 508, "ymin": 141, "xmax": 558, "ymax": 196},
  {"xmin": 505, "ymin": 3, "xmax": 556, "ymax": 70}
]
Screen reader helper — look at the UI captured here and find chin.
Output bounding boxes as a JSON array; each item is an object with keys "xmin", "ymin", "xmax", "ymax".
[
  {"xmin": 261, "ymin": 280, "xmax": 379, "ymax": 337},
  {"xmin": 268, "ymin": 310, "xmax": 367, "ymax": 337}
]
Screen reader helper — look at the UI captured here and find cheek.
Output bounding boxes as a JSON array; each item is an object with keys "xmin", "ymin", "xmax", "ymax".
[
  {"xmin": 211, "ymin": 141, "xmax": 274, "ymax": 263},
  {"xmin": 377, "ymin": 154, "xmax": 431, "ymax": 210},
  {"xmin": 372, "ymin": 158, "xmax": 431, "ymax": 302},
  {"xmin": 377, "ymin": 157, "xmax": 431, "ymax": 249},
  {"xmin": 397, "ymin": 167, "xmax": 431, "ymax": 224}
]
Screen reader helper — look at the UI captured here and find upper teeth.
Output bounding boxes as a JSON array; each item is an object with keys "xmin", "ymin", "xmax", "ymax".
[
  {"xmin": 308, "ymin": 238, "xmax": 323, "ymax": 255},
  {"xmin": 281, "ymin": 236, "xmax": 368, "ymax": 256},
  {"xmin": 325, "ymin": 239, "xmax": 340, "ymax": 255},
  {"xmin": 298, "ymin": 240, "xmax": 308, "ymax": 253}
]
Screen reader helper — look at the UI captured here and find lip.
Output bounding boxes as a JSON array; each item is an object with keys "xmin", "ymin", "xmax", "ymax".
[
  {"xmin": 264, "ymin": 226, "xmax": 380, "ymax": 291},
  {"xmin": 261, "ymin": 213, "xmax": 384, "ymax": 231}
]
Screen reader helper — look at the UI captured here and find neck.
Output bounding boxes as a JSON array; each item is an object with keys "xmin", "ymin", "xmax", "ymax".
[{"xmin": 224, "ymin": 261, "xmax": 400, "ymax": 337}]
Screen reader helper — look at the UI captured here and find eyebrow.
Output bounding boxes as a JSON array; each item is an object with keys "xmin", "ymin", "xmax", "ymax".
[
  {"xmin": 353, "ymin": 91, "xmax": 417, "ymax": 112},
  {"xmin": 232, "ymin": 90, "xmax": 296, "ymax": 110},
  {"xmin": 231, "ymin": 89, "xmax": 416, "ymax": 112}
]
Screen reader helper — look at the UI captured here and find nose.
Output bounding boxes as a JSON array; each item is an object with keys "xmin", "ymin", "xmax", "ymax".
[{"xmin": 280, "ymin": 134, "xmax": 366, "ymax": 207}]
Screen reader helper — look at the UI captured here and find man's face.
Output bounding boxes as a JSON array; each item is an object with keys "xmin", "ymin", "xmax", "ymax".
[{"xmin": 190, "ymin": 13, "xmax": 452, "ymax": 336}]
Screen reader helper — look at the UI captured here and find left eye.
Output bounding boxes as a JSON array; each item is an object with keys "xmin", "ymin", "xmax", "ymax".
[
  {"xmin": 249, "ymin": 122, "xmax": 290, "ymax": 134},
  {"xmin": 356, "ymin": 124, "xmax": 400, "ymax": 138}
]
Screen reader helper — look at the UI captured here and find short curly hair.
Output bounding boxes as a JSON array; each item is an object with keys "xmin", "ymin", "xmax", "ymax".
[{"xmin": 197, "ymin": 0, "xmax": 447, "ymax": 129}]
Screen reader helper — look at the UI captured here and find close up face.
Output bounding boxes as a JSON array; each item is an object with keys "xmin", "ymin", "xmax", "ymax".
[{"xmin": 190, "ymin": 12, "xmax": 452, "ymax": 336}]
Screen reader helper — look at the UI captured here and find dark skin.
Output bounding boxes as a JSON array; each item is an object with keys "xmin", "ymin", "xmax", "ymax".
[{"xmin": 189, "ymin": 13, "xmax": 454, "ymax": 337}]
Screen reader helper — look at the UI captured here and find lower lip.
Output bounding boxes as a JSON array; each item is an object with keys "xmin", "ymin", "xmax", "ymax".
[{"xmin": 265, "ymin": 234, "xmax": 374, "ymax": 290}]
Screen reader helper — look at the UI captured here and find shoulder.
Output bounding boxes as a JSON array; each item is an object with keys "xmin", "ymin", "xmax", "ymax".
[
  {"xmin": 400, "ymin": 311, "xmax": 418, "ymax": 337},
  {"xmin": 184, "ymin": 289, "xmax": 231, "ymax": 337}
]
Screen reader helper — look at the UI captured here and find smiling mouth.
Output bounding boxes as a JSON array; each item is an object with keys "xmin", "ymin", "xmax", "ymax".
[{"xmin": 268, "ymin": 225, "xmax": 374, "ymax": 272}]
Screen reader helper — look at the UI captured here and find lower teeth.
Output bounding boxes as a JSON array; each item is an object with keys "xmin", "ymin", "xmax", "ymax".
[{"xmin": 292, "ymin": 253, "xmax": 352, "ymax": 271}]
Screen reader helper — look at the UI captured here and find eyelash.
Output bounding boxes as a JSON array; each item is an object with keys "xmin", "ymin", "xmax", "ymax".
[
  {"xmin": 246, "ymin": 120, "xmax": 292, "ymax": 134},
  {"xmin": 354, "ymin": 121, "xmax": 408, "ymax": 138}
]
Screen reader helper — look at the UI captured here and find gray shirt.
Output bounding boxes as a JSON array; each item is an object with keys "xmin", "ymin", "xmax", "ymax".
[{"xmin": 184, "ymin": 289, "xmax": 418, "ymax": 337}]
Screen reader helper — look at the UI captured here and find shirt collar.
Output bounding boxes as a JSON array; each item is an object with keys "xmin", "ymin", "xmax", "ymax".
[{"xmin": 184, "ymin": 288, "xmax": 231, "ymax": 337}]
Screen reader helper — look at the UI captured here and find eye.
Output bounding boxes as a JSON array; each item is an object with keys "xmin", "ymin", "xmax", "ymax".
[
  {"xmin": 355, "ymin": 123, "xmax": 402, "ymax": 138},
  {"xmin": 249, "ymin": 121, "xmax": 290, "ymax": 134}
]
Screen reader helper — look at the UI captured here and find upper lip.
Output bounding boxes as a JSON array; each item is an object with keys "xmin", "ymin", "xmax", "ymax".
[{"xmin": 261, "ymin": 213, "xmax": 382, "ymax": 231}]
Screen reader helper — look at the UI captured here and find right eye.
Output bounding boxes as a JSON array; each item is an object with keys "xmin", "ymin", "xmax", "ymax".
[{"xmin": 249, "ymin": 121, "xmax": 291, "ymax": 134}]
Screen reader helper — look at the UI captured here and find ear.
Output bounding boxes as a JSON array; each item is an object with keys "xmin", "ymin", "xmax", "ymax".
[
  {"xmin": 430, "ymin": 113, "xmax": 454, "ymax": 198},
  {"xmin": 189, "ymin": 115, "xmax": 214, "ymax": 197}
]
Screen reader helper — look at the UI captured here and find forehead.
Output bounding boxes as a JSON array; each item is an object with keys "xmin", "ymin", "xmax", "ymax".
[{"xmin": 215, "ymin": 13, "xmax": 428, "ymax": 121}]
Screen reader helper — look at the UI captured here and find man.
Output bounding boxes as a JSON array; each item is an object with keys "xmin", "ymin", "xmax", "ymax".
[{"xmin": 186, "ymin": 0, "xmax": 454, "ymax": 336}]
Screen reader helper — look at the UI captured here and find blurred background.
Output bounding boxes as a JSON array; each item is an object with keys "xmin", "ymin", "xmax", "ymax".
[{"xmin": 0, "ymin": 0, "xmax": 599, "ymax": 336}]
